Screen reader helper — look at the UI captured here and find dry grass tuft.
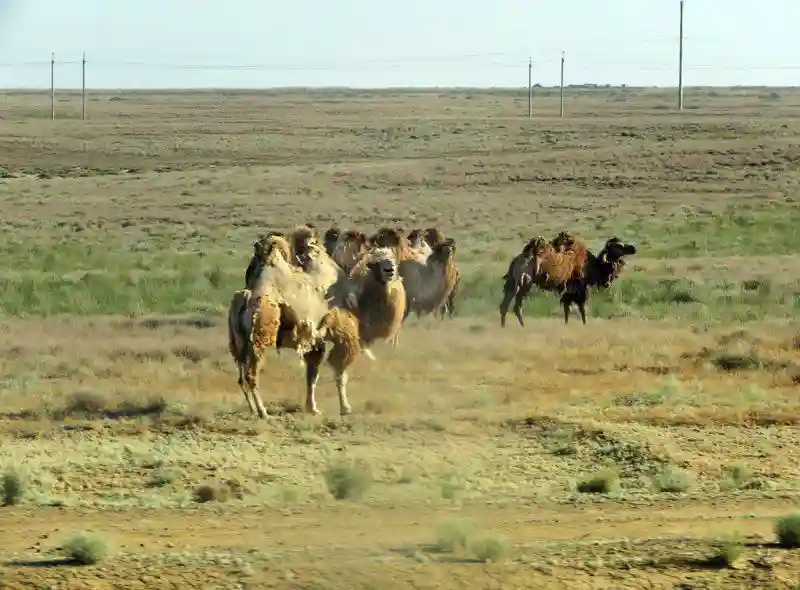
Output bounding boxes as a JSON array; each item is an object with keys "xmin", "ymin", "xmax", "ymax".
[
  {"xmin": 774, "ymin": 512, "xmax": 800, "ymax": 548},
  {"xmin": 62, "ymin": 531, "xmax": 113, "ymax": 565},
  {"xmin": 652, "ymin": 467, "xmax": 694, "ymax": 493},
  {"xmin": 710, "ymin": 532, "xmax": 746, "ymax": 568},
  {"xmin": 1, "ymin": 467, "xmax": 27, "ymax": 506},
  {"xmin": 436, "ymin": 519, "xmax": 477, "ymax": 553},
  {"xmin": 193, "ymin": 482, "xmax": 232, "ymax": 503},
  {"xmin": 576, "ymin": 468, "xmax": 620, "ymax": 494},
  {"xmin": 323, "ymin": 460, "xmax": 371, "ymax": 500}
]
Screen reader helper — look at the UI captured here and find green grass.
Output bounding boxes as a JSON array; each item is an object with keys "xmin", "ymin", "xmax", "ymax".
[{"xmin": 0, "ymin": 205, "xmax": 797, "ymax": 319}]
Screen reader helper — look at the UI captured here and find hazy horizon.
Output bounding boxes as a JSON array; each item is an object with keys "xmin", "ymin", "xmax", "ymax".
[{"xmin": 1, "ymin": 0, "xmax": 797, "ymax": 90}]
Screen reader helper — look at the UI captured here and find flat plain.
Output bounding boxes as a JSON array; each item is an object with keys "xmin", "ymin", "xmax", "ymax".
[{"xmin": 0, "ymin": 86, "xmax": 799, "ymax": 589}]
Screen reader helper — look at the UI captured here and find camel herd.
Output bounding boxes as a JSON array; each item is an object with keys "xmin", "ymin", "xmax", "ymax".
[{"xmin": 227, "ymin": 224, "xmax": 637, "ymax": 419}]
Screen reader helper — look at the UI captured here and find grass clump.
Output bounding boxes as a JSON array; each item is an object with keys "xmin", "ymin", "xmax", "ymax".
[
  {"xmin": 62, "ymin": 531, "xmax": 112, "ymax": 565},
  {"xmin": 721, "ymin": 464, "xmax": 752, "ymax": 490},
  {"xmin": 774, "ymin": 512, "xmax": 800, "ymax": 548},
  {"xmin": 147, "ymin": 468, "xmax": 181, "ymax": 488},
  {"xmin": 710, "ymin": 532, "xmax": 746, "ymax": 567},
  {"xmin": 652, "ymin": 466, "xmax": 694, "ymax": 493},
  {"xmin": 323, "ymin": 460, "xmax": 371, "ymax": 500},
  {"xmin": 192, "ymin": 482, "xmax": 231, "ymax": 503},
  {"xmin": 436, "ymin": 518, "xmax": 476, "ymax": 552},
  {"xmin": 2, "ymin": 466, "xmax": 27, "ymax": 506},
  {"xmin": 576, "ymin": 468, "xmax": 619, "ymax": 494},
  {"xmin": 468, "ymin": 533, "xmax": 510, "ymax": 562}
]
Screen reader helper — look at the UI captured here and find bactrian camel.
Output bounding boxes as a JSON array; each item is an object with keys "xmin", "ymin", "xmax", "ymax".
[
  {"xmin": 499, "ymin": 231, "xmax": 637, "ymax": 328},
  {"xmin": 228, "ymin": 234, "xmax": 330, "ymax": 418},
  {"xmin": 303, "ymin": 246, "xmax": 406, "ymax": 416}
]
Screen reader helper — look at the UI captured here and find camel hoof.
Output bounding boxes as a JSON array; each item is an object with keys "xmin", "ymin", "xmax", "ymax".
[
  {"xmin": 340, "ymin": 406, "xmax": 353, "ymax": 416},
  {"xmin": 306, "ymin": 406, "xmax": 321, "ymax": 416}
]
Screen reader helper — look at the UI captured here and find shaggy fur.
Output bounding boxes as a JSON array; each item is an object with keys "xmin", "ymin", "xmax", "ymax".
[
  {"xmin": 397, "ymin": 238, "xmax": 459, "ymax": 321},
  {"xmin": 332, "ymin": 229, "xmax": 369, "ymax": 274},
  {"xmin": 302, "ymin": 247, "xmax": 406, "ymax": 416},
  {"xmin": 244, "ymin": 231, "xmax": 290, "ymax": 289},
  {"xmin": 323, "ymin": 227, "xmax": 341, "ymax": 258},
  {"xmin": 408, "ymin": 227, "xmax": 458, "ymax": 319},
  {"xmin": 499, "ymin": 233, "xmax": 637, "ymax": 328},
  {"xmin": 228, "ymin": 235, "xmax": 330, "ymax": 418},
  {"xmin": 368, "ymin": 227, "xmax": 414, "ymax": 262},
  {"xmin": 291, "ymin": 225, "xmax": 318, "ymax": 266},
  {"xmin": 296, "ymin": 238, "xmax": 356, "ymax": 309}
]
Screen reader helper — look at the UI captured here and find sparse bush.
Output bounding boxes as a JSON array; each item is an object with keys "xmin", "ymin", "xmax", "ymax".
[
  {"xmin": 63, "ymin": 390, "xmax": 109, "ymax": 417},
  {"xmin": 62, "ymin": 531, "xmax": 112, "ymax": 565},
  {"xmin": 652, "ymin": 466, "xmax": 694, "ymax": 493},
  {"xmin": 147, "ymin": 468, "xmax": 181, "ymax": 488},
  {"xmin": 576, "ymin": 468, "xmax": 619, "ymax": 494},
  {"xmin": 469, "ymin": 533, "xmax": 510, "ymax": 562},
  {"xmin": 2, "ymin": 466, "xmax": 27, "ymax": 506},
  {"xmin": 323, "ymin": 460, "xmax": 371, "ymax": 500},
  {"xmin": 711, "ymin": 532, "xmax": 745, "ymax": 567},
  {"xmin": 775, "ymin": 512, "xmax": 800, "ymax": 548},
  {"xmin": 439, "ymin": 475, "xmax": 466, "ymax": 500},
  {"xmin": 721, "ymin": 464, "xmax": 751, "ymax": 490},
  {"xmin": 436, "ymin": 518, "xmax": 476, "ymax": 552},
  {"xmin": 193, "ymin": 482, "xmax": 231, "ymax": 503}
]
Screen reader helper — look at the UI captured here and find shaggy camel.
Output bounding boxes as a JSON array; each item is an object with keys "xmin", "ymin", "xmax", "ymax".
[
  {"xmin": 499, "ymin": 232, "xmax": 637, "ymax": 328},
  {"xmin": 406, "ymin": 228, "xmax": 460, "ymax": 320},
  {"xmin": 397, "ymin": 237, "xmax": 459, "ymax": 321},
  {"xmin": 228, "ymin": 234, "xmax": 330, "ymax": 418},
  {"xmin": 331, "ymin": 229, "xmax": 370, "ymax": 274},
  {"xmin": 368, "ymin": 227, "xmax": 415, "ymax": 262},
  {"xmin": 323, "ymin": 227, "xmax": 341, "ymax": 258},
  {"xmin": 406, "ymin": 228, "xmax": 434, "ymax": 261},
  {"xmin": 302, "ymin": 246, "xmax": 406, "ymax": 416}
]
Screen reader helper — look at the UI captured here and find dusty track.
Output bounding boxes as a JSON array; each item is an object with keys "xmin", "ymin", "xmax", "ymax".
[{"xmin": 2, "ymin": 497, "xmax": 799, "ymax": 589}]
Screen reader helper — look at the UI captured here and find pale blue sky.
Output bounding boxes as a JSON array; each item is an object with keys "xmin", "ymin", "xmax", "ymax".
[{"xmin": 0, "ymin": 0, "xmax": 797, "ymax": 89}]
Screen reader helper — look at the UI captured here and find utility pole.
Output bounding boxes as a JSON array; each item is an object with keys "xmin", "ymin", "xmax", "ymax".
[
  {"xmin": 559, "ymin": 51, "xmax": 565, "ymax": 118},
  {"xmin": 678, "ymin": 0, "xmax": 684, "ymax": 111},
  {"xmin": 81, "ymin": 52, "xmax": 86, "ymax": 120},
  {"xmin": 50, "ymin": 53, "xmax": 55, "ymax": 120},
  {"xmin": 527, "ymin": 57, "xmax": 532, "ymax": 119}
]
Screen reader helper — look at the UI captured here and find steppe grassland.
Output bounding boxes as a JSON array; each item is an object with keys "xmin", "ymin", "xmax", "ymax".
[{"xmin": 0, "ymin": 87, "xmax": 799, "ymax": 588}]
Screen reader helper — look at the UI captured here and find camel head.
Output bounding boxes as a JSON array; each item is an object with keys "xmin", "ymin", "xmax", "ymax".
[
  {"xmin": 599, "ymin": 237, "xmax": 637, "ymax": 262},
  {"xmin": 407, "ymin": 228, "xmax": 427, "ymax": 249},
  {"xmin": 295, "ymin": 238, "xmax": 327, "ymax": 270},
  {"xmin": 291, "ymin": 226, "xmax": 318, "ymax": 265},
  {"xmin": 364, "ymin": 247, "xmax": 399, "ymax": 285},
  {"xmin": 594, "ymin": 237, "xmax": 637, "ymax": 288},
  {"xmin": 323, "ymin": 227, "xmax": 341, "ymax": 256},
  {"xmin": 431, "ymin": 237, "xmax": 457, "ymax": 263},
  {"xmin": 423, "ymin": 228, "xmax": 445, "ymax": 248}
]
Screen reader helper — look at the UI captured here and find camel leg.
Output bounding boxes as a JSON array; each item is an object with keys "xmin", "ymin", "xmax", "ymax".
[
  {"xmin": 334, "ymin": 370, "xmax": 352, "ymax": 416},
  {"xmin": 499, "ymin": 288, "xmax": 515, "ymax": 328},
  {"xmin": 576, "ymin": 286, "xmax": 588, "ymax": 325},
  {"xmin": 244, "ymin": 354, "xmax": 268, "ymax": 419},
  {"xmin": 303, "ymin": 344, "xmax": 325, "ymax": 415},
  {"xmin": 560, "ymin": 294, "xmax": 572, "ymax": 325},
  {"xmin": 237, "ymin": 363, "xmax": 257, "ymax": 417}
]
